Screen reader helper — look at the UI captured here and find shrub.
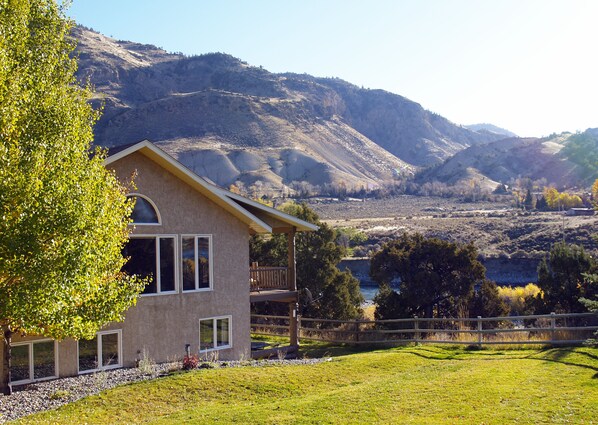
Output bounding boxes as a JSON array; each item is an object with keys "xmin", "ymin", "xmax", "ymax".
[
  {"xmin": 183, "ymin": 354, "xmax": 199, "ymax": 370},
  {"xmin": 497, "ymin": 284, "xmax": 542, "ymax": 315},
  {"xmin": 49, "ymin": 389, "xmax": 72, "ymax": 400},
  {"xmin": 136, "ymin": 348, "xmax": 157, "ymax": 376}
]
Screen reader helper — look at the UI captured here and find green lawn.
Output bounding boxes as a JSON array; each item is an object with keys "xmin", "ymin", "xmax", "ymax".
[{"xmin": 16, "ymin": 345, "xmax": 598, "ymax": 424}]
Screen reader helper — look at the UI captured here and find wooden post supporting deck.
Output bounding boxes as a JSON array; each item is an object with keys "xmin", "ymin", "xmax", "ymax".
[
  {"xmin": 287, "ymin": 227, "xmax": 299, "ymax": 348},
  {"xmin": 287, "ymin": 227, "xmax": 297, "ymax": 292}
]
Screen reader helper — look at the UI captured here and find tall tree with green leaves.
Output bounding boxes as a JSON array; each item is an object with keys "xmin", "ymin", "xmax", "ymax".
[
  {"xmin": 0, "ymin": 0, "xmax": 144, "ymax": 394},
  {"xmin": 250, "ymin": 202, "xmax": 363, "ymax": 320},
  {"xmin": 371, "ymin": 234, "xmax": 486, "ymax": 319},
  {"xmin": 528, "ymin": 242, "xmax": 597, "ymax": 314}
]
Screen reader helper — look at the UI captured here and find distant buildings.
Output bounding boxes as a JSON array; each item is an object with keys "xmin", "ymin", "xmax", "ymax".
[{"xmin": 565, "ymin": 208, "xmax": 595, "ymax": 216}]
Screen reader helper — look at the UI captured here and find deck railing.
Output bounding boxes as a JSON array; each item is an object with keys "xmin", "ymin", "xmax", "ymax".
[
  {"xmin": 251, "ymin": 312, "xmax": 598, "ymax": 347},
  {"xmin": 250, "ymin": 266, "xmax": 289, "ymax": 291}
]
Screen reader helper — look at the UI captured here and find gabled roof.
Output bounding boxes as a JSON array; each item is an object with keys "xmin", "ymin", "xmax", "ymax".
[
  {"xmin": 217, "ymin": 190, "xmax": 319, "ymax": 233},
  {"xmin": 104, "ymin": 140, "xmax": 318, "ymax": 234}
]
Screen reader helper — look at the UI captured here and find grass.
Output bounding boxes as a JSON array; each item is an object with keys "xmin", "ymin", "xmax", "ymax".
[{"xmin": 15, "ymin": 345, "xmax": 598, "ymax": 425}]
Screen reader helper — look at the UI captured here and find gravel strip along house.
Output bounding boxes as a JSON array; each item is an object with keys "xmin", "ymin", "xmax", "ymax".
[{"xmin": 1, "ymin": 140, "xmax": 317, "ymax": 388}]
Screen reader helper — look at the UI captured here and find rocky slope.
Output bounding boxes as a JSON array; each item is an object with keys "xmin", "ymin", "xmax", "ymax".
[
  {"xmin": 417, "ymin": 132, "xmax": 593, "ymax": 189},
  {"xmin": 465, "ymin": 123, "xmax": 517, "ymax": 138},
  {"xmin": 74, "ymin": 26, "xmax": 501, "ymax": 192}
]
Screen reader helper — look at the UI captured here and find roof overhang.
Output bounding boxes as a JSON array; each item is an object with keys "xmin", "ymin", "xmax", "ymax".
[
  {"xmin": 104, "ymin": 140, "xmax": 317, "ymax": 234},
  {"xmin": 218, "ymin": 190, "xmax": 319, "ymax": 233}
]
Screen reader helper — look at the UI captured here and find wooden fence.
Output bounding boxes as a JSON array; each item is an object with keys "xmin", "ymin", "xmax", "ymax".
[{"xmin": 251, "ymin": 312, "xmax": 598, "ymax": 347}]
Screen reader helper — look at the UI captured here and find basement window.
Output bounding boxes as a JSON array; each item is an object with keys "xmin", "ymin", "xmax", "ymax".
[
  {"xmin": 199, "ymin": 316, "xmax": 231, "ymax": 352},
  {"xmin": 9, "ymin": 340, "xmax": 57, "ymax": 385},
  {"xmin": 78, "ymin": 330, "xmax": 122, "ymax": 373}
]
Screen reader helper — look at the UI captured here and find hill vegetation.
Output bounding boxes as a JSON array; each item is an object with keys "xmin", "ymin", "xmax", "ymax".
[
  {"xmin": 416, "ymin": 132, "xmax": 597, "ymax": 191},
  {"xmin": 72, "ymin": 27, "xmax": 598, "ymax": 196},
  {"xmin": 562, "ymin": 129, "xmax": 598, "ymax": 183}
]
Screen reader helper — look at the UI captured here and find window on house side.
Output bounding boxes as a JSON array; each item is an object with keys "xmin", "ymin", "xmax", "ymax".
[
  {"xmin": 128, "ymin": 195, "xmax": 160, "ymax": 224},
  {"xmin": 182, "ymin": 235, "xmax": 212, "ymax": 291},
  {"xmin": 9, "ymin": 340, "xmax": 56, "ymax": 384},
  {"xmin": 78, "ymin": 331, "xmax": 122, "ymax": 373},
  {"xmin": 122, "ymin": 236, "xmax": 176, "ymax": 295},
  {"xmin": 199, "ymin": 317, "xmax": 231, "ymax": 352}
]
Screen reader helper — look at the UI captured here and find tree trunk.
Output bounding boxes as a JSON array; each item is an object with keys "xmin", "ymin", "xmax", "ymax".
[{"xmin": 1, "ymin": 326, "xmax": 12, "ymax": 395}]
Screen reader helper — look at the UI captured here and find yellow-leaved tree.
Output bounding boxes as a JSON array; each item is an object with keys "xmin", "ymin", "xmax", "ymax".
[{"xmin": 0, "ymin": 0, "xmax": 145, "ymax": 394}]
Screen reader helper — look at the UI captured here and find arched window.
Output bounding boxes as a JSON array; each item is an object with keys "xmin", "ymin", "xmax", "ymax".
[{"xmin": 128, "ymin": 194, "xmax": 160, "ymax": 225}]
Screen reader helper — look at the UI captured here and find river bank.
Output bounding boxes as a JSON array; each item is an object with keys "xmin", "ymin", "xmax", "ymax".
[{"xmin": 339, "ymin": 257, "xmax": 541, "ymax": 303}]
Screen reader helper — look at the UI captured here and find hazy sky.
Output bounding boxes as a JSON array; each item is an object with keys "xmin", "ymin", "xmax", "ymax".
[{"xmin": 68, "ymin": 0, "xmax": 598, "ymax": 137}]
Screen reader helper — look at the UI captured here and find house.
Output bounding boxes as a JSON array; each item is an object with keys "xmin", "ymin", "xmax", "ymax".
[
  {"xmin": 3, "ymin": 140, "xmax": 317, "ymax": 386},
  {"xmin": 565, "ymin": 208, "xmax": 595, "ymax": 216}
]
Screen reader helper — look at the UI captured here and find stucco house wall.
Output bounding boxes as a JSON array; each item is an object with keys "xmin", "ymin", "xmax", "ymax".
[
  {"xmin": 107, "ymin": 151, "xmax": 251, "ymax": 364},
  {"xmin": 3, "ymin": 140, "xmax": 316, "ymax": 388},
  {"xmin": 5, "ymin": 147, "xmax": 252, "ymax": 383}
]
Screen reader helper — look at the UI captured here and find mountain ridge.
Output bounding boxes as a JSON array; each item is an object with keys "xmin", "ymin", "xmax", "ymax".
[{"xmin": 73, "ymin": 26, "xmax": 516, "ymax": 192}]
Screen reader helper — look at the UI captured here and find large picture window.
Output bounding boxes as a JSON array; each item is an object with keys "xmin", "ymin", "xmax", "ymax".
[
  {"xmin": 10, "ymin": 340, "xmax": 57, "ymax": 384},
  {"xmin": 123, "ymin": 236, "xmax": 176, "ymax": 295},
  {"xmin": 199, "ymin": 316, "xmax": 231, "ymax": 352},
  {"xmin": 78, "ymin": 330, "xmax": 122, "ymax": 373},
  {"xmin": 182, "ymin": 235, "xmax": 212, "ymax": 291}
]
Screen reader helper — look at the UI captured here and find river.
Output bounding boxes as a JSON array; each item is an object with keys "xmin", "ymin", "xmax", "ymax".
[{"xmin": 339, "ymin": 257, "xmax": 541, "ymax": 303}]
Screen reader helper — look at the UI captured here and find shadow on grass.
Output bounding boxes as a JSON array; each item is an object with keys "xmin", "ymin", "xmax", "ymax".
[
  {"xmin": 525, "ymin": 347, "xmax": 598, "ymax": 377},
  {"xmin": 397, "ymin": 345, "xmax": 524, "ymax": 362},
  {"xmin": 300, "ymin": 342, "xmax": 377, "ymax": 359},
  {"xmin": 384, "ymin": 345, "xmax": 598, "ymax": 378},
  {"xmin": 260, "ymin": 332, "xmax": 598, "ymax": 377}
]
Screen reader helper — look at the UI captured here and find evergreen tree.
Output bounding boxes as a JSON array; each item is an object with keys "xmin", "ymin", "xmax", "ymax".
[
  {"xmin": 579, "ymin": 273, "xmax": 598, "ymax": 344},
  {"xmin": 468, "ymin": 279, "xmax": 510, "ymax": 320},
  {"xmin": 528, "ymin": 242, "xmax": 597, "ymax": 314},
  {"xmin": 535, "ymin": 195, "xmax": 548, "ymax": 211},
  {"xmin": 370, "ymin": 234, "xmax": 485, "ymax": 319},
  {"xmin": 250, "ymin": 202, "xmax": 363, "ymax": 320}
]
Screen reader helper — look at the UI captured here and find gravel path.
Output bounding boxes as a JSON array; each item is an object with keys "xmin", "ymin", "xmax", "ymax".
[{"xmin": 0, "ymin": 358, "xmax": 325, "ymax": 423}]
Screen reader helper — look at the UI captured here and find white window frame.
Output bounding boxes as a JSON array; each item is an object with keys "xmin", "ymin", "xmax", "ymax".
[
  {"xmin": 9, "ymin": 339, "xmax": 58, "ymax": 385},
  {"xmin": 127, "ymin": 193, "xmax": 162, "ymax": 226},
  {"xmin": 77, "ymin": 330, "xmax": 123, "ymax": 374},
  {"xmin": 181, "ymin": 234, "xmax": 214, "ymax": 292},
  {"xmin": 127, "ymin": 234, "xmax": 178, "ymax": 296},
  {"xmin": 199, "ymin": 315, "xmax": 232, "ymax": 353}
]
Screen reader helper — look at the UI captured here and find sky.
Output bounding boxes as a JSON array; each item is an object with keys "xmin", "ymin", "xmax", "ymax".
[{"xmin": 67, "ymin": 0, "xmax": 598, "ymax": 137}]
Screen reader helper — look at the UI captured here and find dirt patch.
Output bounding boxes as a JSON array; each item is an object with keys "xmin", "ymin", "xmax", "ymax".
[{"xmin": 309, "ymin": 196, "xmax": 598, "ymax": 258}]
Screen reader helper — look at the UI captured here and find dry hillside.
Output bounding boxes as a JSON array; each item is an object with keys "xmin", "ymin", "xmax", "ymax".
[{"xmin": 73, "ymin": 26, "xmax": 502, "ymax": 193}]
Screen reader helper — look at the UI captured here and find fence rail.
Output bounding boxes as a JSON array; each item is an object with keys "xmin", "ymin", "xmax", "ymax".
[{"xmin": 251, "ymin": 312, "xmax": 598, "ymax": 347}]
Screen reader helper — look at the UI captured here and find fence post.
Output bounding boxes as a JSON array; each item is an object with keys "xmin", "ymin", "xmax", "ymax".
[
  {"xmin": 550, "ymin": 312, "xmax": 556, "ymax": 343},
  {"xmin": 355, "ymin": 320, "xmax": 360, "ymax": 343},
  {"xmin": 289, "ymin": 302, "xmax": 299, "ymax": 347},
  {"xmin": 477, "ymin": 316, "xmax": 483, "ymax": 348},
  {"xmin": 414, "ymin": 316, "xmax": 420, "ymax": 344},
  {"xmin": 297, "ymin": 314, "xmax": 302, "ymax": 341}
]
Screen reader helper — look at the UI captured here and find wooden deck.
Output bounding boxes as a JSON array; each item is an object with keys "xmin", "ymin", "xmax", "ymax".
[
  {"xmin": 249, "ymin": 260, "xmax": 299, "ymax": 346},
  {"xmin": 250, "ymin": 266, "xmax": 289, "ymax": 291},
  {"xmin": 250, "ymin": 289, "xmax": 298, "ymax": 303}
]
